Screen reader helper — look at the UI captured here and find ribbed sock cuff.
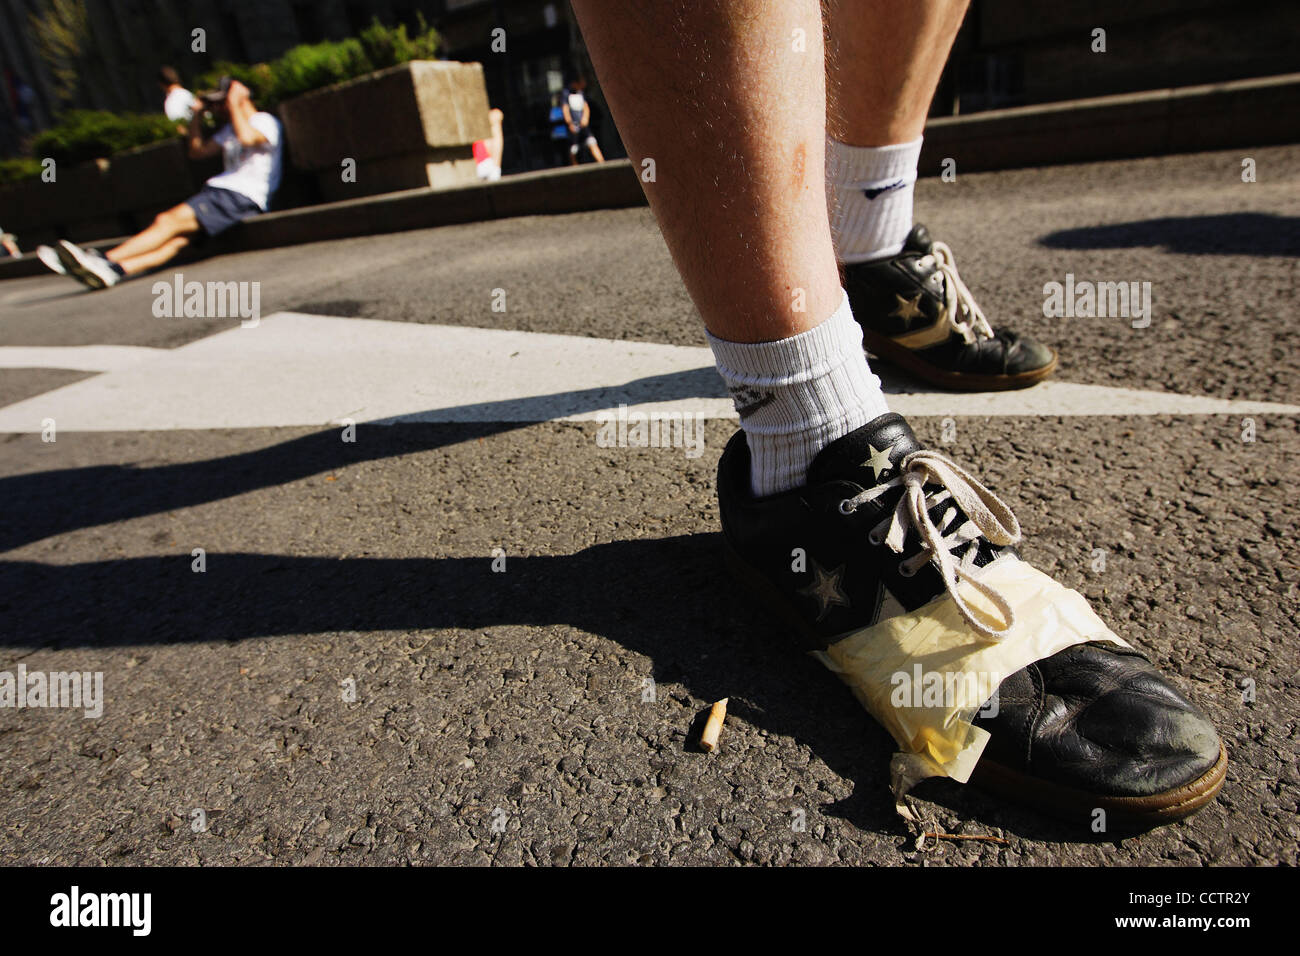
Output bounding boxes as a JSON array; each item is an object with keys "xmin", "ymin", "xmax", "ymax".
[
  {"xmin": 707, "ymin": 290, "xmax": 866, "ymax": 388},
  {"xmin": 827, "ymin": 136, "xmax": 923, "ymax": 264},
  {"xmin": 826, "ymin": 135, "xmax": 923, "ymax": 186},
  {"xmin": 708, "ymin": 291, "xmax": 890, "ymax": 495}
]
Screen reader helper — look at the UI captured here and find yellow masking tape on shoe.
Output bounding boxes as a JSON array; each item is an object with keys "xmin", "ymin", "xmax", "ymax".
[{"xmin": 816, "ymin": 558, "xmax": 1130, "ymax": 802}]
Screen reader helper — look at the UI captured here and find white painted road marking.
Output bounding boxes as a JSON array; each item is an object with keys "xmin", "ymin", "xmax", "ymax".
[
  {"xmin": 0, "ymin": 345, "xmax": 166, "ymax": 373},
  {"xmin": 0, "ymin": 312, "xmax": 1295, "ymax": 432}
]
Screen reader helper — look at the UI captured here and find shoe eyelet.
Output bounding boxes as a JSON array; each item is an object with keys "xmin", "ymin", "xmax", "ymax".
[
  {"xmin": 898, "ymin": 563, "xmax": 918, "ymax": 578},
  {"xmin": 868, "ymin": 529, "xmax": 883, "ymax": 546},
  {"xmin": 838, "ymin": 499, "xmax": 855, "ymax": 516}
]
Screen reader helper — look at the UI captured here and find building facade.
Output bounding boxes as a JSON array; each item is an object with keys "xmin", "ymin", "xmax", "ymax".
[{"xmin": 3, "ymin": 0, "xmax": 1298, "ymax": 164}]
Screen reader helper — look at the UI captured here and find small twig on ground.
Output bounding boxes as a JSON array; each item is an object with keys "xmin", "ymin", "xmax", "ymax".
[{"xmin": 921, "ymin": 831, "xmax": 1009, "ymax": 846}]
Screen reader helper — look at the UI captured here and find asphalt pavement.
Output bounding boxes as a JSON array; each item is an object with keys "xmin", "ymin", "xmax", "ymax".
[{"xmin": 0, "ymin": 144, "xmax": 1297, "ymax": 865}]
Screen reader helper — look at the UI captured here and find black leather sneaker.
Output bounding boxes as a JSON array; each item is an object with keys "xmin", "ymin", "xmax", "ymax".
[
  {"xmin": 717, "ymin": 413, "xmax": 1226, "ymax": 828},
  {"xmin": 843, "ymin": 225, "xmax": 1057, "ymax": 391}
]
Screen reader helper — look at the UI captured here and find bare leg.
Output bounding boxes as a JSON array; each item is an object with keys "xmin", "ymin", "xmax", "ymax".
[
  {"xmin": 116, "ymin": 235, "xmax": 191, "ymax": 276},
  {"xmin": 820, "ymin": 0, "xmax": 1057, "ymax": 390},
  {"xmin": 826, "ymin": 0, "xmax": 970, "ymax": 146},
  {"xmin": 487, "ymin": 108, "xmax": 505, "ymax": 166},
  {"xmin": 105, "ymin": 203, "xmax": 199, "ymax": 265},
  {"xmin": 587, "ymin": 140, "xmax": 605, "ymax": 163},
  {"xmin": 571, "ymin": 0, "xmax": 1224, "ymax": 831},
  {"xmin": 570, "ymin": 0, "xmax": 840, "ymax": 343}
]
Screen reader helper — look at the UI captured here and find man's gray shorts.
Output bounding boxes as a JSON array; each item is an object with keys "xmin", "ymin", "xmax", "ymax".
[{"xmin": 185, "ymin": 185, "xmax": 261, "ymax": 237}]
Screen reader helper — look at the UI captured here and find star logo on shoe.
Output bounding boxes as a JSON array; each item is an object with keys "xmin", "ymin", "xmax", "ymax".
[
  {"xmin": 890, "ymin": 292, "xmax": 925, "ymax": 325},
  {"xmin": 798, "ymin": 560, "xmax": 850, "ymax": 621},
  {"xmin": 864, "ymin": 442, "xmax": 895, "ymax": 480}
]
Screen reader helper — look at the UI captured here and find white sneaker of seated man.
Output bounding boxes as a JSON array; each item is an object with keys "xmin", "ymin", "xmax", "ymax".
[{"xmin": 41, "ymin": 239, "xmax": 121, "ymax": 289}]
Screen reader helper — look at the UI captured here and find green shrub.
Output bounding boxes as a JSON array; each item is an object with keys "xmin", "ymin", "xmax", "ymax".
[
  {"xmin": 30, "ymin": 110, "xmax": 178, "ymax": 166},
  {"xmin": 5, "ymin": 15, "xmax": 438, "ymax": 176},
  {"xmin": 359, "ymin": 14, "xmax": 440, "ymax": 69},
  {"xmin": 195, "ymin": 15, "xmax": 439, "ymax": 111},
  {"xmin": 193, "ymin": 60, "xmax": 275, "ymax": 106},
  {"xmin": 0, "ymin": 157, "xmax": 46, "ymax": 185},
  {"xmin": 268, "ymin": 37, "xmax": 370, "ymax": 104}
]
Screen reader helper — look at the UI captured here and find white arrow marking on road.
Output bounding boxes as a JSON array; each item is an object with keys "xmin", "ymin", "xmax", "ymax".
[{"xmin": 0, "ymin": 312, "xmax": 1294, "ymax": 432}]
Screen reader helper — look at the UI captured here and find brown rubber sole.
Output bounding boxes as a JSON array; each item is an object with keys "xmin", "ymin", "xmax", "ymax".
[
  {"xmin": 723, "ymin": 538, "xmax": 1228, "ymax": 830},
  {"xmin": 861, "ymin": 328, "xmax": 1059, "ymax": 391},
  {"xmin": 969, "ymin": 742, "xmax": 1229, "ymax": 829}
]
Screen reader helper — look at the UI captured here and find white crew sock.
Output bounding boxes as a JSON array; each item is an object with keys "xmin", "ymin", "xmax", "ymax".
[
  {"xmin": 826, "ymin": 136, "xmax": 923, "ymax": 263},
  {"xmin": 708, "ymin": 289, "xmax": 890, "ymax": 497}
]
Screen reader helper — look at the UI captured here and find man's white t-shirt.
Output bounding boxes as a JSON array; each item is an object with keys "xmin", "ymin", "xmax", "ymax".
[
  {"xmin": 163, "ymin": 86, "xmax": 195, "ymax": 123},
  {"xmin": 206, "ymin": 112, "xmax": 283, "ymax": 211}
]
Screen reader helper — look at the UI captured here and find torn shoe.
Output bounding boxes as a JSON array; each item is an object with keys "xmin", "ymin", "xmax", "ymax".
[{"xmin": 716, "ymin": 412, "xmax": 1225, "ymax": 828}]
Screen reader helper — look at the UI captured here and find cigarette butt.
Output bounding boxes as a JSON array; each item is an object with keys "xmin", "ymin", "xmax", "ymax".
[{"xmin": 700, "ymin": 698, "xmax": 728, "ymax": 752}]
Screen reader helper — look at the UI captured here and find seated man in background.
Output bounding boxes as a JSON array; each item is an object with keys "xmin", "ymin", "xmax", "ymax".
[{"xmin": 38, "ymin": 77, "xmax": 282, "ymax": 290}]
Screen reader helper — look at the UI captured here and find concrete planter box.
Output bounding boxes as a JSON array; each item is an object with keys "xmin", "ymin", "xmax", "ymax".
[
  {"xmin": 279, "ymin": 60, "xmax": 492, "ymax": 202},
  {"xmin": 0, "ymin": 177, "xmax": 50, "ymax": 235},
  {"xmin": 110, "ymin": 138, "xmax": 195, "ymax": 230},
  {"xmin": 0, "ymin": 159, "xmax": 116, "ymax": 244},
  {"xmin": 0, "ymin": 143, "xmax": 191, "ymax": 242}
]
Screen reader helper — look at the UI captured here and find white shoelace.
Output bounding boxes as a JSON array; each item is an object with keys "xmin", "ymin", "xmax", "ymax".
[
  {"xmin": 920, "ymin": 241, "xmax": 996, "ymax": 345},
  {"xmin": 839, "ymin": 450, "xmax": 1022, "ymax": 640}
]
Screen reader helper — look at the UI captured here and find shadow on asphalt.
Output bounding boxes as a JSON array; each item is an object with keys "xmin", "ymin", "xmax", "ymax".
[
  {"xmin": 1038, "ymin": 212, "xmax": 1300, "ymax": 257},
  {"xmin": 0, "ymin": 423, "xmax": 525, "ymax": 552},
  {"xmin": 0, "ymin": 418, "xmax": 1132, "ymax": 843},
  {"xmin": 1, "ymin": 529, "xmax": 1110, "ymax": 844},
  {"xmin": 2, "ymin": 284, "xmax": 99, "ymax": 305},
  {"xmin": 0, "ymin": 363, "xmax": 724, "ymax": 549},
  {"xmin": 0, "ymin": 362, "xmax": 939, "ymax": 553}
]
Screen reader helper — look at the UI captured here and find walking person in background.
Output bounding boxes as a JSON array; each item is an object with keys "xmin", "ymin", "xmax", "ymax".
[
  {"xmin": 562, "ymin": 75, "xmax": 605, "ymax": 165},
  {"xmin": 550, "ymin": 94, "xmax": 570, "ymax": 166},
  {"xmin": 5, "ymin": 70, "xmax": 36, "ymax": 135},
  {"xmin": 36, "ymin": 77, "xmax": 282, "ymax": 290}
]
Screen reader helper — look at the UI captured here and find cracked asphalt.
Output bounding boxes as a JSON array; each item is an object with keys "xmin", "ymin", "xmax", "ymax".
[{"xmin": 0, "ymin": 144, "xmax": 1297, "ymax": 865}]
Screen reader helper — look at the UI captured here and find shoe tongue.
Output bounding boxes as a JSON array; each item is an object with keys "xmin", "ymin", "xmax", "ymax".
[
  {"xmin": 904, "ymin": 223, "xmax": 933, "ymax": 254},
  {"xmin": 807, "ymin": 413, "xmax": 924, "ymax": 489}
]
